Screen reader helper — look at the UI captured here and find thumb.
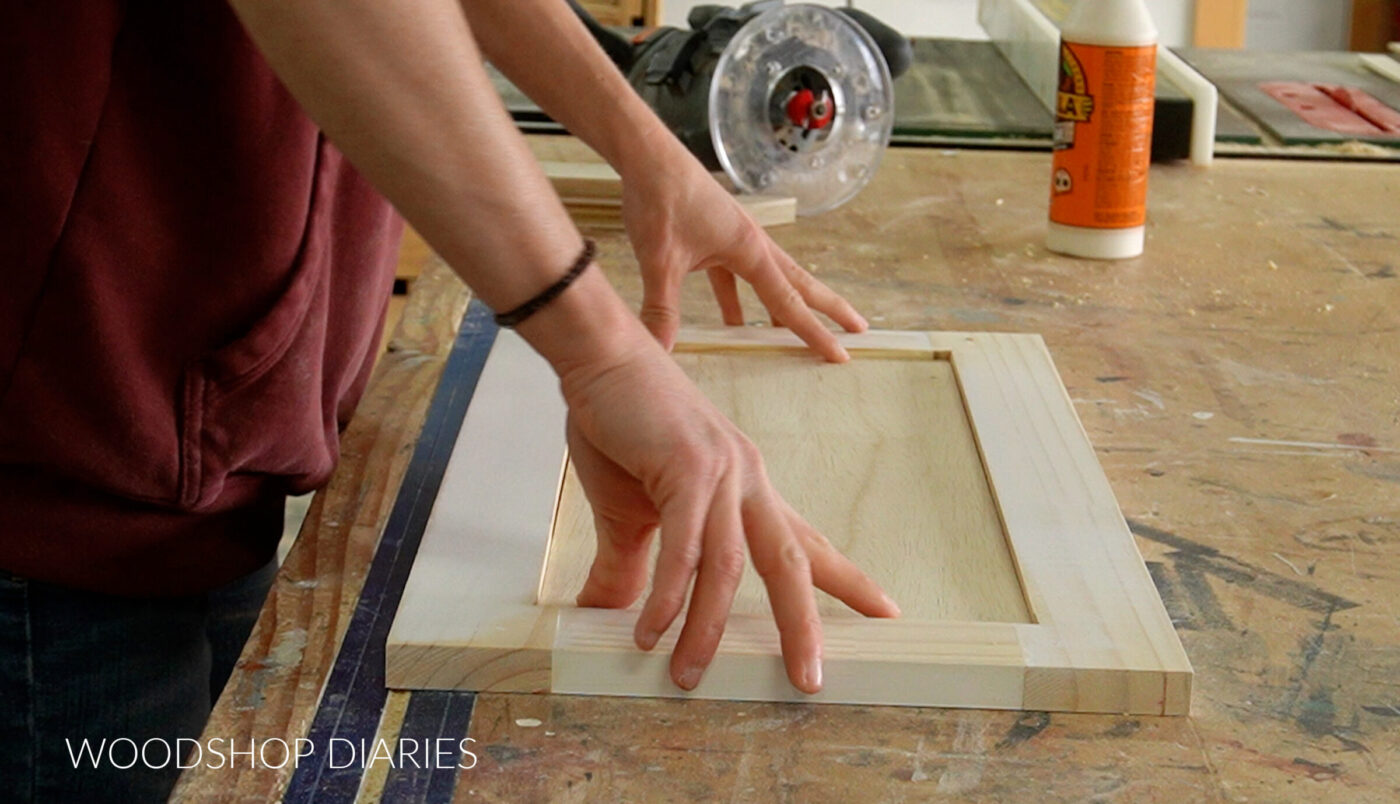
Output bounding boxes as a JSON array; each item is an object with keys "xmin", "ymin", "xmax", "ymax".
[{"xmin": 638, "ymin": 273, "xmax": 681, "ymax": 351}]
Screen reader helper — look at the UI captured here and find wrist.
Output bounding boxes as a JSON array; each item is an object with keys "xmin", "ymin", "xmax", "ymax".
[
  {"xmin": 606, "ymin": 115, "xmax": 700, "ymax": 187},
  {"xmin": 513, "ymin": 263, "xmax": 654, "ymax": 388}
]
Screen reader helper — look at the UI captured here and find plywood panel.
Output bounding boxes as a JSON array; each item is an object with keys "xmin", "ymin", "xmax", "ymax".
[{"xmin": 541, "ymin": 351, "xmax": 1032, "ymax": 624}]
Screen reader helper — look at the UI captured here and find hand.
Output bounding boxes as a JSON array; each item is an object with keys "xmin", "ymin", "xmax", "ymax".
[
  {"xmin": 620, "ymin": 157, "xmax": 868, "ymax": 363},
  {"xmin": 559, "ymin": 334, "xmax": 900, "ymax": 694}
]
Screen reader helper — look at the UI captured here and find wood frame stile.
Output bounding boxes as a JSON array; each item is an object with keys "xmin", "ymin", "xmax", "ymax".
[{"xmin": 386, "ymin": 328, "xmax": 1192, "ymax": 716}]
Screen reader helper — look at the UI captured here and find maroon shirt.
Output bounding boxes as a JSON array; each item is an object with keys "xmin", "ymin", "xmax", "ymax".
[{"xmin": 0, "ymin": 2, "xmax": 404, "ymax": 594}]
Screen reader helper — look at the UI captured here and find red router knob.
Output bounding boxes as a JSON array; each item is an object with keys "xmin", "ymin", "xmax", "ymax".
[{"xmin": 785, "ymin": 88, "xmax": 835, "ymax": 130}]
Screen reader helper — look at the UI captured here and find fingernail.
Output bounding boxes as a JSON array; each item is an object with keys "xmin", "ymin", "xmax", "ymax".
[
  {"xmin": 856, "ymin": 314, "xmax": 870, "ymax": 330},
  {"xmin": 803, "ymin": 659, "xmax": 823, "ymax": 693},
  {"xmin": 882, "ymin": 593, "xmax": 902, "ymax": 617},
  {"xmin": 636, "ymin": 627, "xmax": 660, "ymax": 651},
  {"xmin": 677, "ymin": 665, "xmax": 703, "ymax": 690}
]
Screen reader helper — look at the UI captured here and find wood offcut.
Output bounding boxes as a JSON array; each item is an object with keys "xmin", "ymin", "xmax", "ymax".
[{"xmin": 542, "ymin": 160, "xmax": 797, "ymax": 229}]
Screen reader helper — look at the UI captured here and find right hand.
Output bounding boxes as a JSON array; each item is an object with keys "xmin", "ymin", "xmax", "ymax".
[
  {"xmin": 557, "ymin": 332, "xmax": 900, "ymax": 694},
  {"xmin": 619, "ymin": 150, "xmax": 868, "ymax": 362}
]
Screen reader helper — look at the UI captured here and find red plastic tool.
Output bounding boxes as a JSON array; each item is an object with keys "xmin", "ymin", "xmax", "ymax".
[{"xmin": 1261, "ymin": 81, "xmax": 1400, "ymax": 137}]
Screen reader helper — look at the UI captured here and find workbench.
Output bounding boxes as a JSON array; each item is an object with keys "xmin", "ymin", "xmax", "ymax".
[{"xmin": 172, "ymin": 136, "xmax": 1400, "ymax": 801}]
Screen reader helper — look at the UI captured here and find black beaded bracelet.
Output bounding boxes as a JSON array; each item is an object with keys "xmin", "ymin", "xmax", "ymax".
[{"xmin": 492, "ymin": 239, "xmax": 596, "ymax": 328}]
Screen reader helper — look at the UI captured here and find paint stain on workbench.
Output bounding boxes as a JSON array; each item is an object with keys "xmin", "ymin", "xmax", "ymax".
[
  {"xmin": 1128, "ymin": 520, "xmax": 1359, "ymax": 615},
  {"xmin": 1129, "ymin": 516, "xmax": 1400, "ymax": 771},
  {"xmin": 1217, "ymin": 739, "xmax": 1347, "ymax": 783},
  {"xmin": 234, "ymin": 627, "xmax": 307, "ymax": 710},
  {"xmin": 1295, "ymin": 687, "xmax": 1340, "ymax": 738},
  {"xmin": 1103, "ymin": 719, "xmax": 1141, "ymax": 738},
  {"xmin": 948, "ymin": 308, "xmax": 1003, "ymax": 324},
  {"xmin": 935, "ymin": 719, "xmax": 990, "ymax": 793},
  {"xmin": 482, "ymin": 744, "xmax": 532, "ymax": 764},
  {"xmin": 835, "ymin": 749, "xmax": 886, "ymax": 768},
  {"xmin": 1146, "ymin": 559, "xmax": 1234, "ymax": 631},
  {"xmin": 1290, "ymin": 756, "xmax": 1345, "ymax": 781},
  {"xmin": 1348, "ymin": 462, "xmax": 1400, "ymax": 485},
  {"xmin": 1336, "ymin": 432, "xmax": 1379, "ymax": 449},
  {"xmin": 1215, "ymin": 358, "xmax": 1335, "ymax": 388},
  {"xmin": 1310, "ymin": 216, "xmax": 1396, "ymax": 240},
  {"xmin": 995, "ymin": 712, "xmax": 1051, "ymax": 749}
]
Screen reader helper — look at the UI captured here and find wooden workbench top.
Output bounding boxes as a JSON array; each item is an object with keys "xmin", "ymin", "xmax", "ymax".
[{"xmin": 175, "ymin": 140, "xmax": 1400, "ymax": 802}]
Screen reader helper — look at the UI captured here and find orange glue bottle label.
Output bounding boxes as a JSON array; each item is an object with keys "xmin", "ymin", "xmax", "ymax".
[{"xmin": 1049, "ymin": 41, "xmax": 1156, "ymax": 229}]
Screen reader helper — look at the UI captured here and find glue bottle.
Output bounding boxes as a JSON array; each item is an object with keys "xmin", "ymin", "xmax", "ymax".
[{"xmin": 1046, "ymin": 0, "xmax": 1158, "ymax": 259}]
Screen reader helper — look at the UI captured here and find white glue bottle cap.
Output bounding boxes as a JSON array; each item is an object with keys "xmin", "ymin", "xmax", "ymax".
[
  {"xmin": 1061, "ymin": 0, "xmax": 1157, "ymax": 48},
  {"xmin": 1046, "ymin": 0, "xmax": 1158, "ymax": 260}
]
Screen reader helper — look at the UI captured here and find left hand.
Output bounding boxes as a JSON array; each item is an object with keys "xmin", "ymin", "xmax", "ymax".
[{"xmin": 620, "ymin": 156, "xmax": 867, "ymax": 363}]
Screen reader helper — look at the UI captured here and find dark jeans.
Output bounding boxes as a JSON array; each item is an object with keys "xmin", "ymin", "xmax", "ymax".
[{"xmin": 0, "ymin": 559, "xmax": 276, "ymax": 803}]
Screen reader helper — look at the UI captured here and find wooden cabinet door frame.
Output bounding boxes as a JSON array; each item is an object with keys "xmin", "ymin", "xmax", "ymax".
[{"xmin": 386, "ymin": 328, "xmax": 1191, "ymax": 715}]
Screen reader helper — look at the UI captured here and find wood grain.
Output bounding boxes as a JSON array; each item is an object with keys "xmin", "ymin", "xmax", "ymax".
[
  {"xmin": 934, "ymin": 332, "xmax": 1190, "ymax": 713},
  {"xmin": 541, "ymin": 350, "xmax": 1032, "ymax": 624},
  {"xmin": 552, "ymin": 610, "xmax": 1028, "ymax": 709}
]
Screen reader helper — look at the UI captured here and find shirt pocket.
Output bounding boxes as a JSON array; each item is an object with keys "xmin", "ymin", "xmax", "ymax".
[{"xmin": 174, "ymin": 146, "xmax": 344, "ymax": 511}]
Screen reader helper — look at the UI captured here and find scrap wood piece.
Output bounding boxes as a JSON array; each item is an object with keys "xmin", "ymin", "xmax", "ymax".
[
  {"xmin": 542, "ymin": 160, "xmax": 797, "ymax": 228},
  {"xmin": 541, "ymin": 160, "xmax": 623, "ymax": 200},
  {"xmin": 559, "ymin": 195, "xmax": 797, "ymax": 230}
]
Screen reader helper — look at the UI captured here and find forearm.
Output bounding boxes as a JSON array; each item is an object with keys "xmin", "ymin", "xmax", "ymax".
[
  {"xmin": 458, "ymin": 0, "xmax": 690, "ymax": 181},
  {"xmin": 227, "ymin": 0, "xmax": 642, "ymax": 370}
]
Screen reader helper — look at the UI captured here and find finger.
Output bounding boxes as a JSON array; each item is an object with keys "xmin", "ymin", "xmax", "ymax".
[
  {"xmin": 744, "ymin": 489, "xmax": 824, "ymax": 694},
  {"xmin": 781, "ymin": 502, "xmax": 899, "ymax": 618},
  {"xmin": 639, "ymin": 272, "xmax": 682, "ymax": 351},
  {"xmin": 743, "ymin": 255, "xmax": 849, "ymax": 363},
  {"xmin": 576, "ymin": 515, "xmax": 655, "ymax": 609},
  {"xmin": 779, "ymin": 255, "xmax": 869, "ymax": 334},
  {"xmin": 705, "ymin": 268, "xmax": 745, "ymax": 326},
  {"xmin": 634, "ymin": 477, "xmax": 713, "ymax": 651},
  {"xmin": 669, "ymin": 473, "xmax": 746, "ymax": 690}
]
